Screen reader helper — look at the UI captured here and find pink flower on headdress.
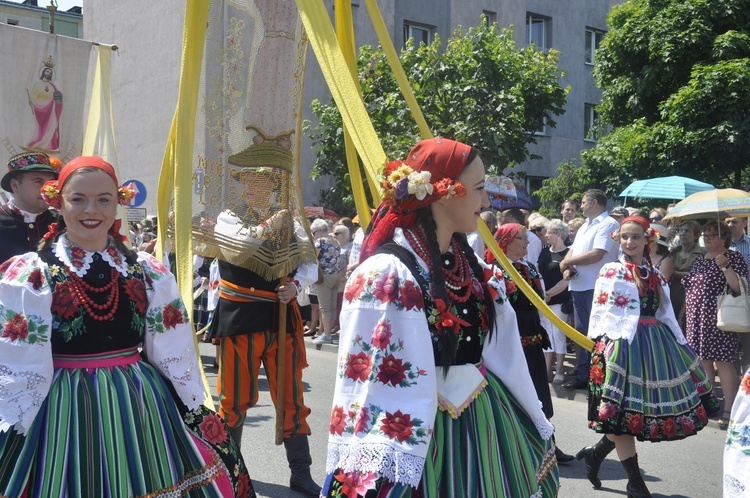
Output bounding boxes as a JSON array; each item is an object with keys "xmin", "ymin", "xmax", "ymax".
[{"xmin": 41, "ymin": 180, "xmax": 61, "ymax": 209}]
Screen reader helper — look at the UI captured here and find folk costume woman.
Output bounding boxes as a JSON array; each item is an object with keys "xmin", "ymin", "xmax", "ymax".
[
  {"xmin": 577, "ymin": 216, "xmax": 720, "ymax": 498},
  {"xmin": 0, "ymin": 157, "xmax": 254, "ymax": 497},
  {"xmin": 322, "ymin": 138, "xmax": 559, "ymax": 497}
]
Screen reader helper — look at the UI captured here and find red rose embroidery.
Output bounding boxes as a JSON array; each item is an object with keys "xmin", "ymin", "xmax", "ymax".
[
  {"xmin": 604, "ymin": 268, "xmax": 617, "ymax": 278},
  {"xmin": 3, "ymin": 258, "xmax": 28, "ymax": 281},
  {"xmin": 505, "ymin": 280, "xmax": 517, "ymax": 295},
  {"xmin": 696, "ymin": 405, "xmax": 708, "ymax": 424},
  {"xmin": 613, "ymin": 295, "xmax": 629, "ymax": 308},
  {"xmin": 51, "ymin": 281, "xmax": 80, "ymax": 319},
  {"xmin": 376, "ymin": 354, "xmax": 407, "ymax": 386},
  {"xmin": 334, "ymin": 469, "xmax": 378, "ymax": 498},
  {"xmin": 330, "ymin": 405, "xmax": 346, "ymax": 435},
  {"xmin": 741, "ymin": 373, "xmax": 750, "ymax": 395},
  {"xmin": 372, "ymin": 272, "xmax": 399, "ymax": 304},
  {"xmin": 344, "ymin": 273, "xmax": 366, "ymax": 302},
  {"xmin": 353, "ymin": 406, "xmax": 370, "ymax": 434},
  {"xmin": 399, "ymin": 279, "xmax": 423, "ymax": 311},
  {"xmin": 594, "ymin": 340, "xmax": 606, "ymax": 353},
  {"xmin": 371, "ymin": 319, "xmax": 393, "ymax": 350},
  {"xmin": 0, "ymin": 257, "xmax": 15, "ymax": 275},
  {"xmin": 627, "ymin": 413, "xmax": 644, "ymax": 434},
  {"xmin": 680, "ymin": 415, "xmax": 695, "ymax": 436},
  {"xmin": 344, "ymin": 351, "xmax": 373, "ymax": 382},
  {"xmin": 380, "ymin": 409, "xmax": 414, "ymax": 443},
  {"xmin": 662, "ymin": 417, "xmax": 678, "ymax": 438},
  {"xmin": 27, "ymin": 268, "xmax": 45, "ymax": 290},
  {"xmin": 69, "ymin": 246, "xmax": 87, "ymax": 268},
  {"xmin": 590, "ymin": 364, "xmax": 605, "ymax": 385},
  {"xmin": 596, "ymin": 292, "xmax": 609, "ymax": 305},
  {"xmin": 124, "ymin": 278, "xmax": 148, "ymax": 314},
  {"xmin": 198, "ymin": 413, "xmax": 228, "ymax": 445},
  {"xmin": 598, "ymin": 402, "xmax": 616, "ymax": 421},
  {"xmin": 162, "ymin": 303, "xmax": 185, "ymax": 329},
  {"xmin": 2, "ymin": 313, "xmax": 29, "ymax": 341},
  {"xmin": 237, "ymin": 473, "xmax": 252, "ymax": 497}
]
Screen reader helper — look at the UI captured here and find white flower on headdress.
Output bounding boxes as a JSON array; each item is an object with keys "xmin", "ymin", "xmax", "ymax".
[{"xmin": 407, "ymin": 171, "xmax": 433, "ymax": 201}]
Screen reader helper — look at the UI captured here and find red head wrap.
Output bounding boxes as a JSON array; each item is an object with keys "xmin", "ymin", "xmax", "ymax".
[
  {"xmin": 494, "ymin": 223, "xmax": 523, "ymax": 252},
  {"xmin": 360, "ymin": 138, "xmax": 473, "ymax": 261},
  {"xmin": 620, "ymin": 216, "xmax": 649, "ymax": 231}
]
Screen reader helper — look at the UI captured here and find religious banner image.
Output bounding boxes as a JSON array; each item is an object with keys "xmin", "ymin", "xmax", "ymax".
[{"xmin": 0, "ymin": 23, "xmax": 95, "ymax": 173}]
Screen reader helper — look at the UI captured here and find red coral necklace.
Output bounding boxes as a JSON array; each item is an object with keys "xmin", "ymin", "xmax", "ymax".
[
  {"xmin": 68, "ymin": 267, "xmax": 120, "ymax": 321},
  {"xmin": 405, "ymin": 228, "xmax": 473, "ymax": 303}
]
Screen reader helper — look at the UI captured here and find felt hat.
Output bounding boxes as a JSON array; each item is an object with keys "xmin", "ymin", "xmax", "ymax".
[{"xmin": 2, "ymin": 152, "xmax": 58, "ymax": 191}]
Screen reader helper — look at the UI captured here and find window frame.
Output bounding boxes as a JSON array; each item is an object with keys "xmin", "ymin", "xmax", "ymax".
[
  {"xmin": 585, "ymin": 28, "xmax": 605, "ymax": 65},
  {"xmin": 526, "ymin": 13, "xmax": 549, "ymax": 51},
  {"xmin": 403, "ymin": 22, "xmax": 433, "ymax": 48},
  {"xmin": 584, "ymin": 103, "xmax": 599, "ymax": 142}
]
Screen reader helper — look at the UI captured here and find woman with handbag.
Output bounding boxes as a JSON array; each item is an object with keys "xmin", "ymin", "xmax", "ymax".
[
  {"xmin": 576, "ymin": 216, "xmax": 720, "ymax": 497},
  {"xmin": 683, "ymin": 220, "xmax": 748, "ymax": 430}
]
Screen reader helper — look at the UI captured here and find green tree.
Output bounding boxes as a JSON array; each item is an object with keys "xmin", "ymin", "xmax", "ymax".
[
  {"xmin": 533, "ymin": 159, "xmax": 597, "ymax": 218},
  {"xmin": 581, "ymin": 0, "xmax": 750, "ymax": 196},
  {"xmin": 304, "ymin": 17, "xmax": 569, "ymax": 215}
]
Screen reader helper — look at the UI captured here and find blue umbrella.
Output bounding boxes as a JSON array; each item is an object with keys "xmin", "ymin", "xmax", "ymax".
[{"xmin": 619, "ymin": 176, "xmax": 714, "ymax": 202}]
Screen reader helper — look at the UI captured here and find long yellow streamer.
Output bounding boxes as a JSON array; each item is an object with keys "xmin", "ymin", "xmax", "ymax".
[{"xmin": 156, "ymin": 0, "xmax": 214, "ymax": 408}]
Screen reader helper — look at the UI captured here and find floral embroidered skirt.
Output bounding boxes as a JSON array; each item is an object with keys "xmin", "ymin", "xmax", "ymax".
[
  {"xmin": 322, "ymin": 370, "xmax": 559, "ymax": 497},
  {"xmin": 587, "ymin": 317, "xmax": 721, "ymax": 442},
  {"xmin": 0, "ymin": 349, "xmax": 255, "ymax": 497}
]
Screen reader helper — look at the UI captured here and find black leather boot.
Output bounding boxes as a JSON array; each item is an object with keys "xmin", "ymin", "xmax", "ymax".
[
  {"xmin": 229, "ymin": 425, "xmax": 244, "ymax": 446},
  {"xmin": 621, "ymin": 454, "xmax": 652, "ymax": 498},
  {"xmin": 575, "ymin": 435, "xmax": 616, "ymax": 489},
  {"xmin": 283, "ymin": 435, "xmax": 321, "ymax": 498}
]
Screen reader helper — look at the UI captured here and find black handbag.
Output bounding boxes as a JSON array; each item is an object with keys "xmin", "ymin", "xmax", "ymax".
[{"xmin": 560, "ymin": 300, "xmax": 574, "ymax": 315}]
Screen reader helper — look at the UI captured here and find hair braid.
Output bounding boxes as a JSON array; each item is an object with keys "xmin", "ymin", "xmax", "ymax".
[{"xmin": 416, "ymin": 207, "xmax": 457, "ymax": 368}]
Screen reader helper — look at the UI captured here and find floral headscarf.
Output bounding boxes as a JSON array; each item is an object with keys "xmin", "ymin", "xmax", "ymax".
[{"xmin": 360, "ymin": 138, "xmax": 472, "ymax": 261}]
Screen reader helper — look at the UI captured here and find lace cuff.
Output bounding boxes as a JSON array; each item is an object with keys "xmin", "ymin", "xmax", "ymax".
[
  {"xmin": 533, "ymin": 416, "xmax": 554, "ymax": 440},
  {"xmin": 326, "ymin": 441, "xmax": 426, "ymax": 489}
]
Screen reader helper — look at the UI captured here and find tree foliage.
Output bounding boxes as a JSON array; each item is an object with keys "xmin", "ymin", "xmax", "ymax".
[
  {"xmin": 533, "ymin": 160, "xmax": 596, "ymax": 218},
  {"xmin": 578, "ymin": 0, "xmax": 750, "ymax": 198},
  {"xmin": 303, "ymin": 18, "xmax": 569, "ymax": 215}
]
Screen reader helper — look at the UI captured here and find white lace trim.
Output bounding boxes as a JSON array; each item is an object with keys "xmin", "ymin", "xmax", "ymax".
[
  {"xmin": 606, "ymin": 355, "xmax": 701, "ymax": 389},
  {"xmin": 54, "ymin": 234, "xmax": 130, "ymax": 277},
  {"xmin": 0, "ymin": 365, "xmax": 49, "ymax": 434},
  {"xmin": 532, "ymin": 416, "xmax": 554, "ymax": 440},
  {"xmin": 326, "ymin": 441, "xmax": 426, "ymax": 488}
]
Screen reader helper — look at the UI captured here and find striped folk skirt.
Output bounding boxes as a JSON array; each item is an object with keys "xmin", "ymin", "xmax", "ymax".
[
  {"xmin": 587, "ymin": 317, "xmax": 722, "ymax": 442},
  {"xmin": 323, "ymin": 369, "xmax": 560, "ymax": 497},
  {"xmin": 0, "ymin": 348, "xmax": 255, "ymax": 497}
]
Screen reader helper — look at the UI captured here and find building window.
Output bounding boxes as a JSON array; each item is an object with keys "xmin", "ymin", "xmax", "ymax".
[
  {"xmin": 483, "ymin": 10, "xmax": 497, "ymax": 25},
  {"xmin": 585, "ymin": 28, "xmax": 605, "ymax": 65},
  {"xmin": 403, "ymin": 22, "xmax": 432, "ymax": 48},
  {"xmin": 526, "ymin": 176, "xmax": 548, "ymax": 197},
  {"xmin": 584, "ymin": 104, "xmax": 599, "ymax": 141},
  {"xmin": 526, "ymin": 14, "xmax": 549, "ymax": 50}
]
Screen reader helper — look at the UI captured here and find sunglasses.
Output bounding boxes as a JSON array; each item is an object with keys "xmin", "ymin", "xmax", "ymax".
[{"xmin": 650, "ymin": 216, "xmax": 663, "ymax": 222}]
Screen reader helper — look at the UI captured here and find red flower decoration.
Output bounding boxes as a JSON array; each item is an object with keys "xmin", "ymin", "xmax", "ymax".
[
  {"xmin": 236, "ymin": 474, "xmax": 253, "ymax": 497},
  {"xmin": 741, "ymin": 373, "xmax": 750, "ymax": 395},
  {"xmin": 399, "ymin": 279, "xmax": 423, "ymax": 311},
  {"xmin": 590, "ymin": 364, "xmax": 605, "ymax": 385},
  {"xmin": 662, "ymin": 417, "xmax": 678, "ymax": 438},
  {"xmin": 372, "ymin": 271, "xmax": 399, "ymax": 304},
  {"xmin": 353, "ymin": 407, "xmax": 370, "ymax": 434},
  {"xmin": 598, "ymin": 402, "xmax": 616, "ymax": 421},
  {"xmin": 344, "ymin": 273, "xmax": 366, "ymax": 302},
  {"xmin": 594, "ymin": 340, "xmax": 606, "ymax": 353},
  {"xmin": 376, "ymin": 354, "xmax": 407, "ymax": 386},
  {"xmin": 627, "ymin": 413, "xmax": 644, "ymax": 434},
  {"xmin": 198, "ymin": 412, "xmax": 228, "ymax": 445},
  {"xmin": 27, "ymin": 268, "xmax": 45, "ymax": 290},
  {"xmin": 162, "ymin": 303, "xmax": 185, "ymax": 329},
  {"xmin": 51, "ymin": 281, "xmax": 80, "ymax": 319},
  {"xmin": 124, "ymin": 278, "xmax": 148, "ymax": 314},
  {"xmin": 2, "ymin": 313, "xmax": 29, "ymax": 341},
  {"xmin": 604, "ymin": 268, "xmax": 617, "ymax": 278},
  {"xmin": 680, "ymin": 415, "xmax": 695, "ymax": 436},
  {"xmin": 380, "ymin": 409, "xmax": 414, "ymax": 442},
  {"xmin": 505, "ymin": 280, "xmax": 517, "ymax": 295},
  {"xmin": 696, "ymin": 405, "xmax": 708, "ymax": 425},
  {"xmin": 344, "ymin": 351, "xmax": 373, "ymax": 382},
  {"xmin": 596, "ymin": 292, "xmax": 609, "ymax": 305},
  {"xmin": 0, "ymin": 257, "xmax": 15, "ymax": 275},
  {"xmin": 371, "ymin": 319, "xmax": 393, "ymax": 350},
  {"xmin": 330, "ymin": 405, "xmax": 347, "ymax": 435},
  {"xmin": 333, "ymin": 469, "xmax": 378, "ymax": 498},
  {"xmin": 650, "ymin": 420, "xmax": 659, "ymax": 440},
  {"xmin": 613, "ymin": 295, "xmax": 629, "ymax": 308}
]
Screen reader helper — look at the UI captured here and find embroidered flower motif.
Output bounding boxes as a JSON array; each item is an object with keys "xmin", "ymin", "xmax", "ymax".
[
  {"xmin": 505, "ymin": 280, "xmax": 517, "ymax": 296},
  {"xmin": 3, "ymin": 258, "xmax": 28, "ymax": 281},
  {"xmin": 371, "ymin": 319, "xmax": 393, "ymax": 350},
  {"xmin": 105, "ymin": 245, "xmax": 124, "ymax": 268},
  {"xmin": 236, "ymin": 474, "xmax": 253, "ymax": 497},
  {"xmin": 68, "ymin": 246, "xmax": 87, "ymax": 269},
  {"xmin": 594, "ymin": 339, "xmax": 606, "ymax": 353},
  {"xmin": 399, "ymin": 279, "xmax": 423, "ymax": 311},
  {"xmin": 627, "ymin": 413, "xmax": 644, "ymax": 435},
  {"xmin": 124, "ymin": 278, "xmax": 148, "ymax": 314},
  {"xmin": 741, "ymin": 372, "xmax": 750, "ymax": 396},
  {"xmin": 604, "ymin": 267, "xmax": 618, "ymax": 279},
  {"xmin": 2, "ymin": 313, "xmax": 29, "ymax": 341},
  {"xmin": 650, "ymin": 420, "xmax": 659, "ymax": 440},
  {"xmin": 662, "ymin": 417, "xmax": 678, "ymax": 438},
  {"xmin": 696, "ymin": 405, "xmax": 708, "ymax": 425},
  {"xmin": 330, "ymin": 405, "xmax": 347, "ymax": 435},
  {"xmin": 353, "ymin": 406, "xmax": 370, "ymax": 434},
  {"xmin": 596, "ymin": 292, "xmax": 609, "ymax": 305},
  {"xmin": 590, "ymin": 364, "xmax": 605, "ymax": 385},
  {"xmin": 623, "ymin": 271, "xmax": 634, "ymax": 282},
  {"xmin": 376, "ymin": 354, "xmax": 407, "ymax": 386},
  {"xmin": 27, "ymin": 268, "xmax": 45, "ymax": 290},
  {"xmin": 613, "ymin": 295, "xmax": 630, "ymax": 307},
  {"xmin": 372, "ymin": 271, "xmax": 399, "ymax": 304},
  {"xmin": 380, "ymin": 409, "xmax": 414, "ymax": 442},
  {"xmin": 344, "ymin": 351, "xmax": 373, "ymax": 382},
  {"xmin": 162, "ymin": 302, "xmax": 185, "ymax": 329},
  {"xmin": 0, "ymin": 257, "xmax": 15, "ymax": 275},
  {"xmin": 333, "ymin": 469, "xmax": 378, "ymax": 498},
  {"xmin": 344, "ymin": 273, "xmax": 367, "ymax": 302},
  {"xmin": 680, "ymin": 415, "xmax": 695, "ymax": 436},
  {"xmin": 599, "ymin": 402, "xmax": 616, "ymax": 421},
  {"xmin": 198, "ymin": 412, "xmax": 228, "ymax": 445},
  {"xmin": 51, "ymin": 281, "xmax": 80, "ymax": 319}
]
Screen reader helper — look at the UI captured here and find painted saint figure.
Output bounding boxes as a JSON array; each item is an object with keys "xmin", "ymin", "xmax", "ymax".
[{"xmin": 27, "ymin": 56, "xmax": 63, "ymax": 152}]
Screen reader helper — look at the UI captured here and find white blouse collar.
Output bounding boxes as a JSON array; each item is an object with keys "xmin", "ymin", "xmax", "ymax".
[{"xmin": 54, "ymin": 234, "xmax": 130, "ymax": 277}]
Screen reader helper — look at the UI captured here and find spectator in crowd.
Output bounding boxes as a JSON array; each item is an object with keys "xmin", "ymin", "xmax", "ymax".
[
  {"xmin": 650, "ymin": 224, "xmax": 674, "ymax": 282},
  {"xmin": 311, "ymin": 218, "xmax": 343, "ymax": 345},
  {"xmin": 567, "ymin": 217, "xmax": 585, "ymax": 245},
  {"xmin": 561, "ymin": 200, "xmax": 577, "ymax": 223},
  {"xmin": 669, "ymin": 220, "xmax": 704, "ymax": 332}
]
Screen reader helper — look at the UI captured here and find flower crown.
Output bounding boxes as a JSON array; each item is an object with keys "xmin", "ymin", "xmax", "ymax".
[
  {"xmin": 41, "ymin": 180, "xmax": 136, "ymax": 209},
  {"xmin": 610, "ymin": 226, "xmax": 658, "ymax": 245},
  {"xmin": 380, "ymin": 160, "xmax": 466, "ymax": 207}
]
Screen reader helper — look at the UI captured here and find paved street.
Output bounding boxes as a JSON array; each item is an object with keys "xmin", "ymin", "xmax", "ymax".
[{"xmin": 199, "ymin": 340, "xmax": 728, "ymax": 498}]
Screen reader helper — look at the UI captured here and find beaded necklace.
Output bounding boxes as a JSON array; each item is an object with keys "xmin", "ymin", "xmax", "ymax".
[
  {"xmin": 68, "ymin": 267, "xmax": 120, "ymax": 321},
  {"xmin": 404, "ymin": 228, "xmax": 473, "ymax": 303},
  {"xmin": 623, "ymin": 259, "xmax": 660, "ymax": 298}
]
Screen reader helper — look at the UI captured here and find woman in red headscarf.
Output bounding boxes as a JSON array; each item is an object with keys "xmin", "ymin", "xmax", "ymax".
[
  {"xmin": 575, "ymin": 216, "xmax": 720, "ymax": 497},
  {"xmin": 322, "ymin": 138, "xmax": 559, "ymax": 497},
  {"xmin": 0, "ymin": 157, "xmax": 255, "ymax": 497}
]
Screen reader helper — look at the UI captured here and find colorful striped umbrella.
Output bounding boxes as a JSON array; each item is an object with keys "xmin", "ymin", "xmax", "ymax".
[{"xmin": 663, "ymin": 188, "xmax": 750, "ymax": 221}]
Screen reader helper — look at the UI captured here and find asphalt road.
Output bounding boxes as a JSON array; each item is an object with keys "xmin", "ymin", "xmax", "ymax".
[{"xmin": 198, "ymin": 341, "xmax": 728, "ymax": 498}]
